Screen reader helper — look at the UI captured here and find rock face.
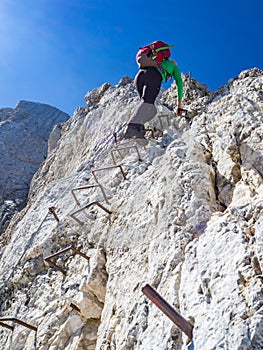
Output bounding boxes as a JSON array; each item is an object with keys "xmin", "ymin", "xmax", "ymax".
[
  {"xmin": 0, "ymin": 101, "xmax": 70, "ymax": 235},
  {"xmin": 0, "ymin": 68, "xmax": 262, "ymax": 349}
]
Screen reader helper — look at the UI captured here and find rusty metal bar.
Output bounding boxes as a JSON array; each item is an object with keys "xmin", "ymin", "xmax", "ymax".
[
  {"xmin": 142, "ymin": 284, "xmax": 193, "ymax": 339},
  {"xmin": 69, "ymin": 212, "xmax": 85, "ymax": 226},
  {"xmin": 113, "ymin": 138, "xmax": 147, "ymax": 152},
  {"xmin": 111, "ymin": 150, "xmax": 119, "ymax": 165},
  {"xmin": 70, "ymin": 303, "xmax": 81, "ymax": 313},
  {"xmin": 92, "ymin": 165, "xmax": 127, "ymax": 183},
  {"xmin": 111, "ymin": 146, "xmax": 142, "ymax": 165},
  {"xmin": 70, "ymin": 201, "xmax": 112, "ymax": 225},
  {"xmin": 45, "ymin": 257, "xmax": 66, "ymax": 275},
  {"xmin": 111, "ymin": 149, "xmax": 125, "ymax": 163},
  {"xmin": 71, "ymin": 184, "xmax": 109, "ymax": 205},
  {"xmin": 48, "ymin": 207, "xmax": 60, "ymax": 222},
  {"xmin": 72, "ymin": 247, "xmax": 90, "ymax": 261},
  {"xmin": 0, "ymin": 321, "xmax": 14, "ymax": 331},
  {"xmin": 45, "ymin": 245, "xmax": 75, "ymax": 260},
  {"xmin": 0, "ymin": 318, "xmax": 37, "ymax": 332},
  {"xmin": 44, "ymin": 245, "xmax": 90, "ymax": 275}
]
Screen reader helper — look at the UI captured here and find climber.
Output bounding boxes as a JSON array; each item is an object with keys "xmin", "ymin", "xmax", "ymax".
[{"xmin": 123, "ymin": 41, "xmax": 184, "ymax": 139}]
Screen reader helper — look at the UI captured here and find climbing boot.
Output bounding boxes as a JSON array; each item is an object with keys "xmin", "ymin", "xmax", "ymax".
[
  {"xmin": 123, "ymin": 123, "xmax": 146, "ymax": 139},
  {"xmin": 138, "ymin": 123, "xmax": 146, "ymax": 135}
]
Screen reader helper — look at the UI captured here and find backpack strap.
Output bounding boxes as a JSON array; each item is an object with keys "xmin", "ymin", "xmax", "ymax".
[{"xmin": 153, "ymin": 45, "xmax": 174, "ymax": 53}]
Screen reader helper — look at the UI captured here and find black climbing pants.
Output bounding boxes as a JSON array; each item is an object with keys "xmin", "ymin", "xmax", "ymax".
[
  {"xmin": 134, "ymin": 67, "xmax": 162, "ymax": 104},
  {"xmin": 129, "ymin": 67, "xmax": 162, "ymax": 125}
]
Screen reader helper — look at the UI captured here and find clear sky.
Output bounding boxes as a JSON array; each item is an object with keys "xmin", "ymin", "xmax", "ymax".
[{"xmin": 0, "ymin": 0, "xmax": 262, "ymax": 115}]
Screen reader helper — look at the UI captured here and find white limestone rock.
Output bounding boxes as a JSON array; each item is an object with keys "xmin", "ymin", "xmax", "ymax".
[
  {"xmin": 0, "ymin": 68, "xmax": 262, "ymax": 350},
  {"xmin": 0, "ymin": 101, "xmax": 70, "ymax": 234}
]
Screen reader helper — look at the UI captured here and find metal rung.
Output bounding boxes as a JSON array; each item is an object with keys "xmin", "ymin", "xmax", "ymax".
[
  {"xmin": 70, "ymin": 201, "xmax": 112, "ymax": 226},
  {"xmin": 0, "ymin": 321, "xmax": 14, "ymax": 331},
  {"xmin": 48, "ymin": 207, "xmax": 60, "ymax": 222},
  {"xmin": 92, "ymin": 165, "xmax": 127, "ymax": 183},
  {"xmin": 0, "ymin": 318, "xmax": 37, "ymax": 332},
  {"xmin": 71, "ymin": 184, "xmax": 109, "ymax": 205},
  {"xmin": 142, "ymin": 284, "xmax": 193, "ymax": 339},
  {"xmin": 113, "ymin": 139, "xmax": 148, "ymax": 152},
  {"xmin": 44, "ymin": 245, "xmax": 89, "ymax": 275},
  {"xmin": 111, "ymin": 145, "xmax": 142, "ymax": 165}
]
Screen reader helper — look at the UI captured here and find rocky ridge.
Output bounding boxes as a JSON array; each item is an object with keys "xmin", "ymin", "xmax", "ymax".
[
  {"xmin": 0, "ymin": 68, "xmax": 262, "ymax": 349},
  {"xmin": 0, "ymin": 101, "xmax": 70, "ymax": 235}
]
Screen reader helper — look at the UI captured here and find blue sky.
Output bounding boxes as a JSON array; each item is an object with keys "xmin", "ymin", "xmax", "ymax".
[{"xmin": 0, "ymin": 0, "xmax": 262, "ymax": 115}]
